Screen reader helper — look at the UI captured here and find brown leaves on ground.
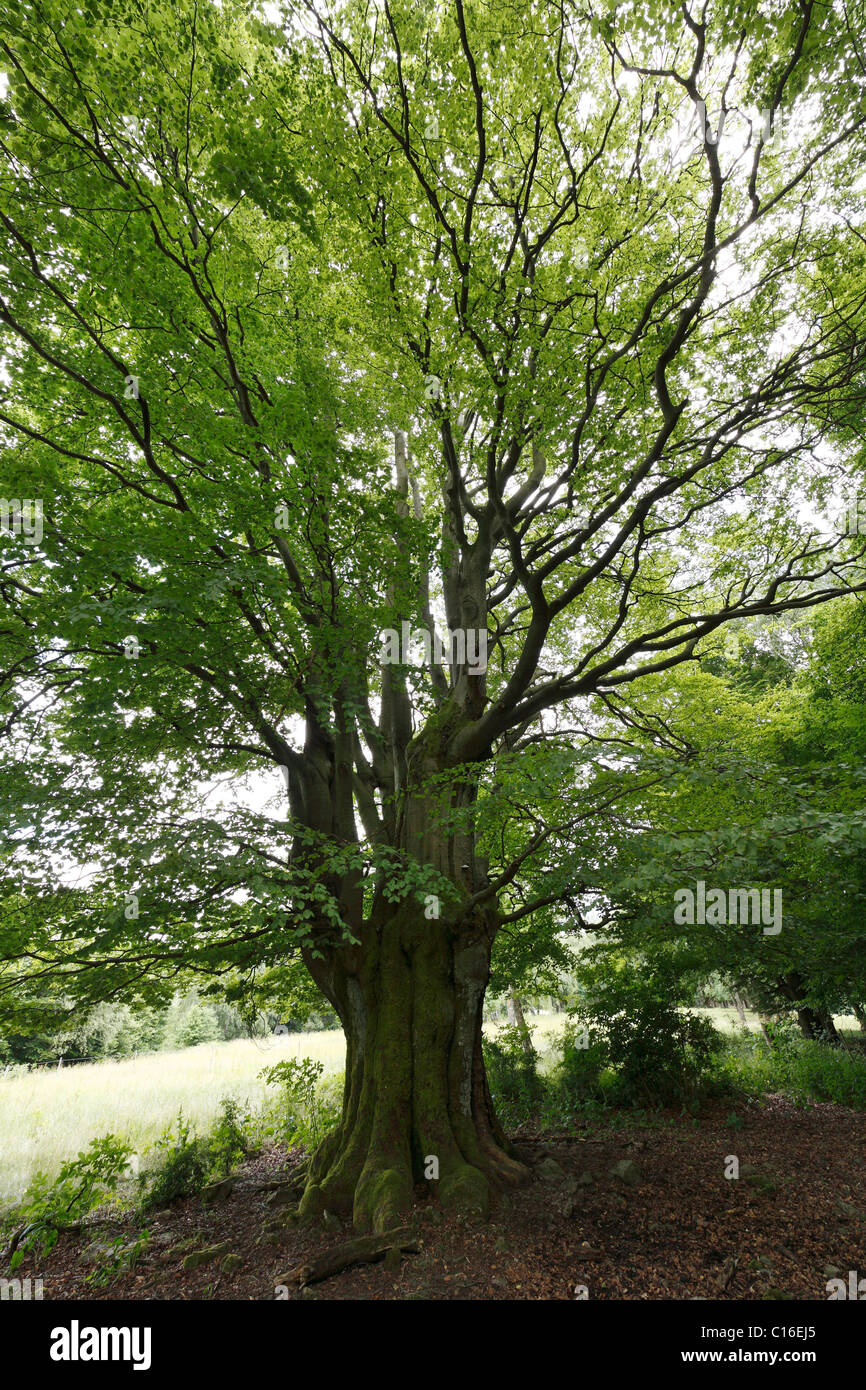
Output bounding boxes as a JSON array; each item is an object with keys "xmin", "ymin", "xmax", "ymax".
[{"xmin": 16, "ymin": 1095, "xmax": 865, "ymax": 1301}]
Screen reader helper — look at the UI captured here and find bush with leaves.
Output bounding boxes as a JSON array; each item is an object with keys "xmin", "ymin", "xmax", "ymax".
[
  {"xmin": 569, "ymin": 959, "xmax": 725, "ymax": 1106},
  {"xmin": 6, "ymin": 1134, "xmax": 133, "ymax": 1270},
  {"xmin": 549, "ymin": 1022, "xmax": 611, "ymax": 1109},
  {"xmin": 258, "ymin": 1058, "xmax": 341, "ymax": 1152},
  {"xmin": 722, "ymin": 1029, "xmax": 866, "ymax": 1109},
  {"xmin": 138, "ymin": 1111, "xmax": 210, "ymax": 1211},
  {"xmin": 206, "ymin": 1097, "xmax": 253, "ymax": 1176},
  {"xmin": 482, "ymin": 1024, "xmax": 544, "ymax": 1124}
]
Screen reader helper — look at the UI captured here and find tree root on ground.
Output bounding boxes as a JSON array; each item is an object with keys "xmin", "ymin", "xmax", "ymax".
[{"xmin": 275, "ymin": 1226, "xmax": 420, "ymax": 1288}]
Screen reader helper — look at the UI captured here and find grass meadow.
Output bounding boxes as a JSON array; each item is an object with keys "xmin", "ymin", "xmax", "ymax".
[{"xmin": 0, "ymin": 1030, "xmax": 346, "ymax": 1208}]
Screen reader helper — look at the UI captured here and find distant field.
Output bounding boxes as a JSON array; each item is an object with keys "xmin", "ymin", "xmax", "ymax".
[
  {"xmin": 690, "ymin": 1007, "xmax": 860, "ymax": 1036},
  {"xmin": 0, "ymin": 1031, "xmax": 347, "ymax": 1208},
  {"xmin": 1, "ymin": 1007, "xmax": 859, "ymax": 1208}
]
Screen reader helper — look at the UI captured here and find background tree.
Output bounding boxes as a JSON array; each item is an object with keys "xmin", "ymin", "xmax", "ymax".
[{"xmin": 582, "ymin": 608, "xmax": 866, "ymax": 1041}]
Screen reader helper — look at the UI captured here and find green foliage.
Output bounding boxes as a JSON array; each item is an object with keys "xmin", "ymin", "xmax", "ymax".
[
  {"xmin": 8, "ymin": 1134, "xmax": 133, "ymax": 1271},
  {"xmin": 84, "ymin": 1229, "xmax": 151, "ymax": 1288},
  {"xmin": 206, "ymin": 1097, "xmax": 253, "ymax": 1176},
  {"xmin": 161, "ymin": 993, "xmax": 222, "ymax": 1050},
  {"xmin": 482, "ymin": 1025, "xmax": 544, "ymax": 1123},
  {"xmin": 549, "ymin": 1022, "xmax": 611, "ymax": 1108},
  {"xmin": 75, "ymin": 1002, "xmax": 165, "ymax": 1058},
  {"xmin": 0, "ymin": 990, "xmax": 255, "ymax": 1066},
  {"xmin": 258, "ymin": 1058, "xmax": 340, "ymax": 1151},
  {"xmin": 723, "ymin": 1032, "xmax": 866, "ymax": 1110},
  {"xmin": 568, "ymin": 961, "xmax": 725, "ymax": 1105},
  {"xmin": 221, "ymin": 960, "xmax": 341, "ymax": 1036},
  {"xmin": 139, "ymin": 1096, "xmax": 255, "ymax": 1211},
  {"xmin": 578, "ymin": 610, "xmax": 866, "ymax": 1042},
  {"xmin": 139, "ymin": 1111, "xmax": 210, "ymax": 1211}
]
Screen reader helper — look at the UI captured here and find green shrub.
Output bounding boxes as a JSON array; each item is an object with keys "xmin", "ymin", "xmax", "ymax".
[
  {"xmin": 8, "ymin": 1134, "xmax": 133, "ymax": 1271},
  {"xmin": 722, "ymin": 1031, "xmax": 866, "ymax": 1108},
  {"xmin": 258, "ymin": 1058, "xmax": 341, "ymax": 1151},
  {"xmin": 482, "ymin": 1024, "xmax": 543, "ymax": 1122},
  {"xmin": 549, "ymin": 1023, "xmax": 609, "ymax": 1106},
  {"xmin": 568, "ymin": 961, "xmax": 725, "ymax": 1105},
  {"xmin": 139, "ymin": 1111, "xmax": 209, "ymax": 1210},
  {"xmin": 206, "ymin": 1097, "xmax": 252, "ymax": 1176}
]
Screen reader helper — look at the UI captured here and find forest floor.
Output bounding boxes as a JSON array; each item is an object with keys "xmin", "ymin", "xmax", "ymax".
[{"xmin": 18, "ymin": 1093, "xmax": 865, "ymax": 1301}]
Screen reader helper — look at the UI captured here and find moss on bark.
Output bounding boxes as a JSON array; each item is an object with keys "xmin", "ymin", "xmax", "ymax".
[{"xmin": 301, "ymin": 896, "xmax": 530, "ymax": 1231}]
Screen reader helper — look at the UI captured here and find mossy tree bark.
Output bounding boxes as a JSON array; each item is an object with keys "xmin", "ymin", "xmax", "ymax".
[{"xmin": 301, "ymin": 895, "xmax": 528, "ymax": 1232}]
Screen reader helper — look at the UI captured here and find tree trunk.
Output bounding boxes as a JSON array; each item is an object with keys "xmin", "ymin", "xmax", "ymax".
[
  {"xmin": 506, "ymin": 988, "xmax": 535, "ymax": 1055},
  {"xmin": 796, "ymin": 1005, "xmax": 840, "ymax": 1044},
  {"xmin": 282, "ymin": 499, "xmax": 531, "ymax": 1230},
  {"xmin": 731, "ymin": 989, "xmax": 747, "ymax": 1027},
  {"xmin": 300, "ymin": 896, "xmax": 529, "ymax": 1232},
  {"xmin": 853, "ymin": 1003, "xmax": 866, "ymax": 1035},
  {"xmin": 774, "ymin": 973, "xmax": 839, "ymax": 1045},
  {"xmin": 816, "ymin": 1008, "xmax": 840, "ymax": 1045},
  {"xmin": 757, "ymin": 1012, "xmax": 775, "ymax": 1047}
]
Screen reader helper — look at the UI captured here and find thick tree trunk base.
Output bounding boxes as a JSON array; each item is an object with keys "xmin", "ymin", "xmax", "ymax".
[{"xmin": 301, "ymin": 900, "xmax": 530, "ymax": 1232}]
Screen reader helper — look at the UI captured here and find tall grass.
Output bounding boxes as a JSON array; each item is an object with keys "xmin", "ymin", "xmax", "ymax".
[
  {"xmin": 0, "ymin": 1032, "xmax": 347, "ymax": 1207},
  {"xmin": 722, "ymin": 1030, "xmax": 866, "ymax": 1109}
]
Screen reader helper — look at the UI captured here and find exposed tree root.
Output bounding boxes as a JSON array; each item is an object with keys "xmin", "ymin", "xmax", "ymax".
[{"xmin": 275, "ymin": 1226, "xmax": 420, "ymax": 1288}]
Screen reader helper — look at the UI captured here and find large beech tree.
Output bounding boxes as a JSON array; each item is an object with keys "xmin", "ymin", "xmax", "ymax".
[{"xmin": 2, "ymin": 0, "xmax": 866, "ymax": 1229}]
